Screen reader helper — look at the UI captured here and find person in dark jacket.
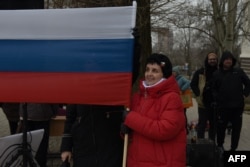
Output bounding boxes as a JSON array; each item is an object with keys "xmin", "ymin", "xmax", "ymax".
[
  {"xmin": 0, "ymin": 103, "xmax": 20, "ymax": 134},
  {"xmin": 212, "ymin": 51, "xmax": 250, "ymax": 152},
  {"xmin": 190, "ymin": 52, "xmax": 218, "ymax": 140},
  {"xmin": 19, "ymin": 103, "xmax": 59, "ymax": 167},
  {"xmin": 60, "ymin": 105, "xmax": 124, "ymax": 167}
]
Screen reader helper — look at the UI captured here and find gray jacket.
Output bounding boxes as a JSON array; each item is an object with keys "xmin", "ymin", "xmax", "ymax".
[{"xmin": 19, "ymin": 103, "xmax": 58, "ymax": 121}]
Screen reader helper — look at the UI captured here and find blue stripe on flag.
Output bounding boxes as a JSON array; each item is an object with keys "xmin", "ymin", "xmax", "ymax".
[{"xmin": 0, "ymin": 39, "xmax": 134, "ymax": 72}]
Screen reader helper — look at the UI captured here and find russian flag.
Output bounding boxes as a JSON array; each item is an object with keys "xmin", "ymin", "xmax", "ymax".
[{"xmin": 0, "ymin": 2, "xmax": 137, "ymax": 106}]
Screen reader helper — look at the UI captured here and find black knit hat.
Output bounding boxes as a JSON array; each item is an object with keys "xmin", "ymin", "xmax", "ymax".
[
  {"xmin": 145, "ymin": 53, "xmax": 172, "ymax": 78},
  {"xmin": 219, "ymin": 50, "xmax": 236, "ymax": 68}
]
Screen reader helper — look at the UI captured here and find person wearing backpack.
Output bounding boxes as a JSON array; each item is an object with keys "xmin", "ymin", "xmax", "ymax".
[{"xmin": 172, "ymin": 66, "xmax": 191, "ymax": 134}]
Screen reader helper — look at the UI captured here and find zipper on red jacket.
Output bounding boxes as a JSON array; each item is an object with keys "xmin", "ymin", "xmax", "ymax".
[{"xmin": 144, "ymin": 88, "xmax": 148, "ymax": 98}]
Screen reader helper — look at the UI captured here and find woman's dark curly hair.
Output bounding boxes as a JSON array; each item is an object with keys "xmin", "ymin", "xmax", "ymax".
[{"xmin": 145, "ymin": 53, "xmax": 172, "ymax": 78}]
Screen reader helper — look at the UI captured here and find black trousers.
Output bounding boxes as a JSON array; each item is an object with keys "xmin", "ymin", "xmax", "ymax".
[
  {"xmin": 25, "ymin": 120, "xmax": 50, "ymax": 167},
  {"xmin": 217, "ymin": 108, "xmax": 243, "ymax": 150},
  {"xmin": 197, "ymin": 107, "xmax": 216, "ymax": 140},
  {"xmin": 184, "ymin": 108, "xmax": 188, "ymax": 134},
  {"xmin": 8, "ymin": 120, "xmax": 19, "ymax": 134}
]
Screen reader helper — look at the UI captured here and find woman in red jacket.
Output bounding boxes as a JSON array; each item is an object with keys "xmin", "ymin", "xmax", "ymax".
[{"xmin": 123, "ymin": 53, "xmax": 186, "ymax": 167}]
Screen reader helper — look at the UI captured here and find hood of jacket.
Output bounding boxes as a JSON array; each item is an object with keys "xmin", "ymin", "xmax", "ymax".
[
  {"xmin": 219, "ymin": 51, "xmax": 236, "ymax": 69},
  {"xmin": 172, "ymin": 66, "xmax": 181, "ymax": 76}
]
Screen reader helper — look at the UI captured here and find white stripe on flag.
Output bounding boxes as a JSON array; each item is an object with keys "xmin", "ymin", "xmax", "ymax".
[{"xmin": 0, "ymin": 5, "xmax": 136, "ymax": 40}]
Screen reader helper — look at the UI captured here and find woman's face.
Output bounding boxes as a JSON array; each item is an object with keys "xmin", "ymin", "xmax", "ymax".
[{"xmin": 144, "ymin": 63, "xmax": 164, "ymax": 86}]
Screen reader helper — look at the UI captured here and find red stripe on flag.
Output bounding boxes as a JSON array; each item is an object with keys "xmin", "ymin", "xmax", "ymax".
[{"xmin": 0, "ymin": 72, "xmax": 132, "ymax": 106}]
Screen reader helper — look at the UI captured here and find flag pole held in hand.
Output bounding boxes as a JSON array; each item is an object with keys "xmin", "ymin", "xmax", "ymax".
[{"xmin": 122, "ymin": 107, "xmax": 130, "ymax": 167}]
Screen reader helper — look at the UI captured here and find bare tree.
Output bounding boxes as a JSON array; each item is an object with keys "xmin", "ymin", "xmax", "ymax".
[
  {"xmin": 151, "ymin": 0, "xmax": 206, "ymax": 73},
  {"xmin": 130, "ymin": 0, "xmax": 151, "ymax": 90},
  {"xmin": 184, "ymin": 0, "xmax": 249, "ymax": 56},
  {"xmin": 151, "ymin": 0, "xmax": 250, "ymax": 72}
]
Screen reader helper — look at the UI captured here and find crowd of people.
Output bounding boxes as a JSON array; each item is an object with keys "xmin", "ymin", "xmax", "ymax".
[{"xmin": 1, "ymin": 50, "xmax": 249, "ymax": 167}]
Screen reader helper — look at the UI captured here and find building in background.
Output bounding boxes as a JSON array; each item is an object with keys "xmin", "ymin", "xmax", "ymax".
[
  {"xmin": 240, "ymin": 0, "xmax": 250, "ymax": 111},
  {"xmin": 240, "ymin": 0, "xmax": 250, "ymax": 77},
  {"xmin": 152, "ymin": 27, "xmax": 173, "ymax": 55}
]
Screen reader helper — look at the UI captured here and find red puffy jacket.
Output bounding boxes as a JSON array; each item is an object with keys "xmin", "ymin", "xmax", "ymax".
[{"xmin": 125, "ymin": 76, "xmax": 186, "ymax": 167}]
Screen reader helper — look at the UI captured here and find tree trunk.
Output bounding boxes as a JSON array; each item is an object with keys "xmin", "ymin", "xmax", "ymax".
[
  {"xmin": 132, "ymin": 0, "xmax": 152, "ymax": 91},
  {"xmin": 224, "ymin": 0, "xmax": 237, "ymax": 52},
  {"xmin": 211, "ymin": 0, "xmax": 225, "ymax": 55}
]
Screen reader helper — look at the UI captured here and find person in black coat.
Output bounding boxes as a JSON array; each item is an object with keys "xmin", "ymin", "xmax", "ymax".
[
  {"xmin": 60, "ymin": 105, "xmax": 124, "ymax": 167},
  {"xmin": 190, "ymin": 52, "xmax": 218, "ymax": 140},
  {"xmin": 213, "ymin": 51, "xmax": 250, "ymax": 152}
]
